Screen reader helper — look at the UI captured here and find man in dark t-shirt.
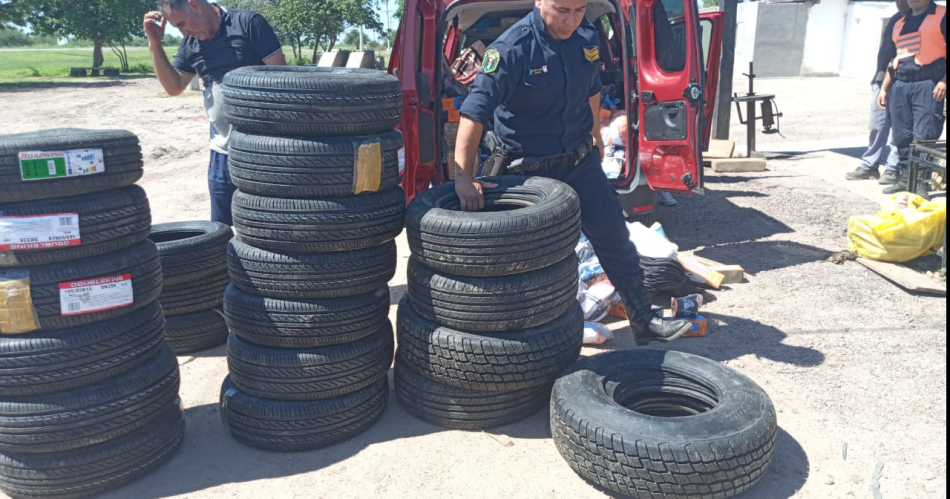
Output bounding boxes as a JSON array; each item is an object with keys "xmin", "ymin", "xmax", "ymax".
[{"xmin": 144, "ymin": 0, "xmax": 285, "ymax": 225}]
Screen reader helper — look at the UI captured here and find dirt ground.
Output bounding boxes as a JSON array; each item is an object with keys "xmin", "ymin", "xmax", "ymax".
[{"xmin": 0, "ymin": 76, "xmax": 946, "ymax": 499}]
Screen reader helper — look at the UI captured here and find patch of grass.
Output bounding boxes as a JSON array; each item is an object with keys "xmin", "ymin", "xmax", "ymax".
[{"xmin": 0, "ymin": 48, "xmax": 176, "ymax": 78}]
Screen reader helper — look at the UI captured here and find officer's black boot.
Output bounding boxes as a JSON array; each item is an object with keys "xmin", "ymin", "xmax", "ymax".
[{"xmin": 620, "ymin": 288, "xmax": 692, "ymax": 346}]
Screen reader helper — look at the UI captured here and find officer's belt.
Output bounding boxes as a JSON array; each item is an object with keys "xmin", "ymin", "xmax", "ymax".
[
  {"xmin": 895, "ymin": 62, "xmax": 946, "ymax": 82},
  {"xmin": 506, "ymin": 136, "xmax": 596, "ymax": 176}
]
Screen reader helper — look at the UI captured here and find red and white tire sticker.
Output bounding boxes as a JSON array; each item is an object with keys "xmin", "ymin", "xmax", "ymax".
[
  {"xmin": 59, "ymin": 274, "xmax": 133, "ymax": 316},
  {"xmin": 0, "ymin": 213, "xmax": 81, "ymax": 251}
]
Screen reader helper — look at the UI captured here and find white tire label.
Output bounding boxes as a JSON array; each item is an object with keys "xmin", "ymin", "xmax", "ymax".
[
  {"xmin": 19, "ymin": 149, "xmax": 105, "ymax": 181},
  {"xmin": 0, "ymin": 213, "xmax": 81, "ymax": 251},
  {"xmin": 59, "ymin": 274, "xmax": 133, "ymax": 316},
  {"xmin": 398, "ymin": 147, "xmax": 406, "ymax": 175}
]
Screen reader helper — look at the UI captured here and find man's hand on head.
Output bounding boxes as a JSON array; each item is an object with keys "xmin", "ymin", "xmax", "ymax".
[{"xmin": 144, "ymin": 12, "xmax": 166, "ymax": 47}]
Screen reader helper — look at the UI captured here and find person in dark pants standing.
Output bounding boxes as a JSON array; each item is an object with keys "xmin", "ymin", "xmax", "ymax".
[
  {"xmin": 846, "ymin": 0, "xmax": 909, "ymax": 183},
  {"xmin": 453, "ymin": 0, "xmax": 692, "ymax": 345},
  {"xmin": 877, "ymin": 0, "xmax": 946, "ymax": 197},
  {"xmin": 144, "ymin": 0, "xmax": 286, "ymax": 225}
]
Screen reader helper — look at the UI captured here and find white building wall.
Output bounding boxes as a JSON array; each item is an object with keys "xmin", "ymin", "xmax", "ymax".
[
  {"xmin": 801, "ymin": 0, "xmax": 850, "ymax": 76},
  {"xmin": 840, "ymin": 2, "xmax": 899, "ymax": 80},
  {"xmin": 733, "ymin": 2, "xmax": 760, "ymax": 77}
]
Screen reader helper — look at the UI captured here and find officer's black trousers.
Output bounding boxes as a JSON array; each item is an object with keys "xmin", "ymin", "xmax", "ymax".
[
  {"xmin": 533, "ymin": 150, "xmax": 648, "ymax": 298},
  {"xmin": 889, "ymin": 79, "xmax": 947, "ymax": 170}
]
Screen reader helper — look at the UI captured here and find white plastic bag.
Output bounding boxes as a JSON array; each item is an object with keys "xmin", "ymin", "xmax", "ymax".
[
  {"xmin": 579, "ymin": 281, "xmax": 620, "ymax": 322},
  {"xmin": 583, "ymin": 322, "xmax": 615, "ymax": 345},
  {"xmin": 627, "ymin": 222, "xmax": 678, "ymax": 259}
]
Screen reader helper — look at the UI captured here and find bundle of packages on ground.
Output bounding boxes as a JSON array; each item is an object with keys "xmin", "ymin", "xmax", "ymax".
[
  {"xmin": 0, "ymin": 129, "xmax": 183, "ymax": 499},
  {"xmin": 218, "ymin": 66, "xmax": 404, "ymax": 452},
  {"xmin": 399, "ymin": 176, "xmax": 584, "ymax": 429},
  {"xmin": 149, "ymin": 221, "xmax": 233, "ymax": 354}
]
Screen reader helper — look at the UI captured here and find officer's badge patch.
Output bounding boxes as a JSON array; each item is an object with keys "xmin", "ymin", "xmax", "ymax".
[
  {"xmin": 483, "ymin": 49, "xmax": 501, "ymax": 74},
  {"xmin": 584, "ymin": 46, "xmax": 600, "ymax": 62}
]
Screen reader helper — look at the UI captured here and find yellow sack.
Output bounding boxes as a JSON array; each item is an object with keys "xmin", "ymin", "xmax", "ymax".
[{"xmin": 848, "ymin": 194, "xmax": 947, "ymax": 263}]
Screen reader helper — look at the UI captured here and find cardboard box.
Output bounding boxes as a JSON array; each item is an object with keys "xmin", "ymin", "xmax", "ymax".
[
  {"xmin": 609, "ymin": 302, "xmax": 628, "ymax": 320},
  {"xmin": 678, "ymin": 255, "xmax": 725, "ymax": 289},
  {"xmin": 708, "ymin": 265, "xmax": 745, "ymax": 285}
]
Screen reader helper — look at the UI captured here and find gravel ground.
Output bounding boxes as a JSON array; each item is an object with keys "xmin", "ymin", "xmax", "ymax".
[{"xmin": 0, "ymin": 76, "xmax": 945, "ymax": 499}]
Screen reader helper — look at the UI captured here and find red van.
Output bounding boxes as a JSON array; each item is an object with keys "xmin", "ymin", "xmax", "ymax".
[{"xmin": 390, "ymin": 0, "xmax": 723, "ymax": 220}]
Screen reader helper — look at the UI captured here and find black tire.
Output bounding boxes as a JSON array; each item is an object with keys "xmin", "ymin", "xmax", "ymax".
[
  {"xmin": 0, "ymin": 186, "xmax": 151, "ymax": 268},
  {"xmin": 165, "ymin": 309, "xmax": 228, "ymax": 355},
  {"xmin": 232, "ymin": 188, "xmax": 406, "ymax": 252},
  {"xmin": 394, "ymin": 354, "xmax": 550, "ymax": 430},
  {"xmin": 221, "ymin": 66, "xmax": 402, "ymax": 137},
  {"xmin": 0, "ymin": 129, "xmax": 143, "ymax": 203},
  {"xmin": 13, "ymin": 241, "xmax": 162, "ymax": 333},
  {"xmin": 148, "ymin": 221, "xmax": 232, "ymax": 286},
  {"xmin": 0, "ymin": 406, "xmax": 184, "ymax": 499},
  {"xmin": 0, "ymin": 344, "xmax": 180, "ymax": 454},
  {"xmin": 228, "ymin": 130, "xmax": 403, "ymax": 198},
  {"xmin": 0, "ymin": 302, "xmax": 166, "ymax": 397},
  {"xmin": 406, "ymin": 176, "xmax": 582, "ymax": 277},
  {"xmin": 551, "ymin": 350, "xmax": 778, "ymax": 499},
  {"xmin": 407, "ymin": 255, "xmax": 578, "ymax": 332},
  {"xmin": 396, "ymin": 296, "xmax": 583, "ymax": 392},
  {"xmin": 226, "ymin": 322, "xmax": 394, "ymax": 401},
  {"xmin": 227, "ymin": 238, "xmax": 397, "ymax": 299},
  {"xmin": 224, "ymin": 284, "xmax": 390, "ymax": 349},
  {"xmin": 220, "ymin": 376, "xmax": 388, "ymax": 452},
  {"xmin": 158, "ymin": 271, "xmax": 230, "ymax": 316}
]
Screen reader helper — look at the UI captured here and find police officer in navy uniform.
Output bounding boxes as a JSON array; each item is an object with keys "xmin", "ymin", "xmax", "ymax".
[
  {"xmin": 877, "ymin": 0, "xmax": 946, "ymax": 197},
  {"xmin": 454, "ymin": 0, "xmax": 692, "ymax": 344}
]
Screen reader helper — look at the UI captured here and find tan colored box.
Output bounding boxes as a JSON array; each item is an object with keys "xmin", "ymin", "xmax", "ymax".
[{"xmin": 708, "ymin": 265, "xmax": 745, "ymax": 284}]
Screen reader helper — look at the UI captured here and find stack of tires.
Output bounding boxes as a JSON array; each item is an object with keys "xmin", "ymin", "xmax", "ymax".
[
  {"xmin": 218, "ymin": 66, "xmax": 405, "ymax": 451},
  {"xmin": 0, "ymin": 129, "xmax": 184, "ymax": 499},
  {"xmin": 149, "ymin": 222, "xmax": 233, "ymax": 355},
  {"xmin": 397, "ymin": 176, "xmax": 585, "ymax": 429}
]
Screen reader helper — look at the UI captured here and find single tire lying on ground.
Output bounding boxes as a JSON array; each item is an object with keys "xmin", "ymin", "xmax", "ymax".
[
  {"xmin": 15, "ymin": 240, "xmax": 162, "ymax": 332},
  {"xmin": 407, "ymin": 255, "xmax": 578, "ymax": 332},
  {"xmin": 0, "ymin": 344, "xmax": 180, "ymax": 454},
  {"xmin": 164, "ymin": 309, "xmax": 229, "ymax": 355},
  {"xmin": 0, "ymin": 302, "xmax": 166, "ymax": 397},
  {"xmin": 158, "ymin": 272, "xmax": 231, "ymax": 316},
  {"xmin": 406, "ymin": 176, "xmax": 582, "ymax": 277},
  {"xmin": 226, "ymin": 322, "xmax": 395, "ymax": 401},
  {"xmin": 221, "ymin": 67, "xmax": 402, "ymax": 138},
  {"xmin": 0, "ymin": 404, "xmax": 184, "ymax": 499},
  {"xmin": 396, "ymin": 296, "xmax": 583, "ymax": 392},
  {"xmin": 227, "ymin": 238, "xmax": 397, "ymax": 300},
  {"xmin": 224, "ymin": 284, "xmax": 390, "ymax": 349},
  {"xmin": 227, "ymin": 130, "xmax": 403, "ymax": 199},
  {"xmin": 394, "ymin": 354, "xmax": 550, "ymax": 430},
  {"xmin": 0, "ymin": 129, "xmax": 144, "ymax": 203},
  {"xmin": 551, "ymin": 349, "xmax": 778, "ymax": 499},
  {"xmin": 232, "ymin": 188, "xmax": 406, "ymax": 252},
  {"xmin": 220, "ymin": 375, "xmax": 388, "ymax": 452},
  {"xmin": 0, "ymin": 186, "xmax": 151, "ymax": 268},
  {"xmin": 148, "ymin": 221, "xmax": 232, "ymax": 286}
]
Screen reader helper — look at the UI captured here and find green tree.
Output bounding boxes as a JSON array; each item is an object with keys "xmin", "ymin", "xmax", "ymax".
[
  {"xmin": 394, "ymin": 0, "xmax": 404, "ymax": 20},
  {"xmin": 23, "ymin": 0, "xmax": 153, "ymax": 70},
  {"xmin": 0, "ymin": 0, "xmax": 26, "ymax": 28},
  {"xmin": 344, "ymin": 28, "xmax": 360, "ymax": 47}
]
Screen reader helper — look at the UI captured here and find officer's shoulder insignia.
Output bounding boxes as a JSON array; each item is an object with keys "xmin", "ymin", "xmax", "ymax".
[
  {"xmin": 483, "ymin": 48, "xmax": 501, "ymax": 74},
  {"xmin": 584, "ymin": 46, "xmax": 600, "ymax": 63}
]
